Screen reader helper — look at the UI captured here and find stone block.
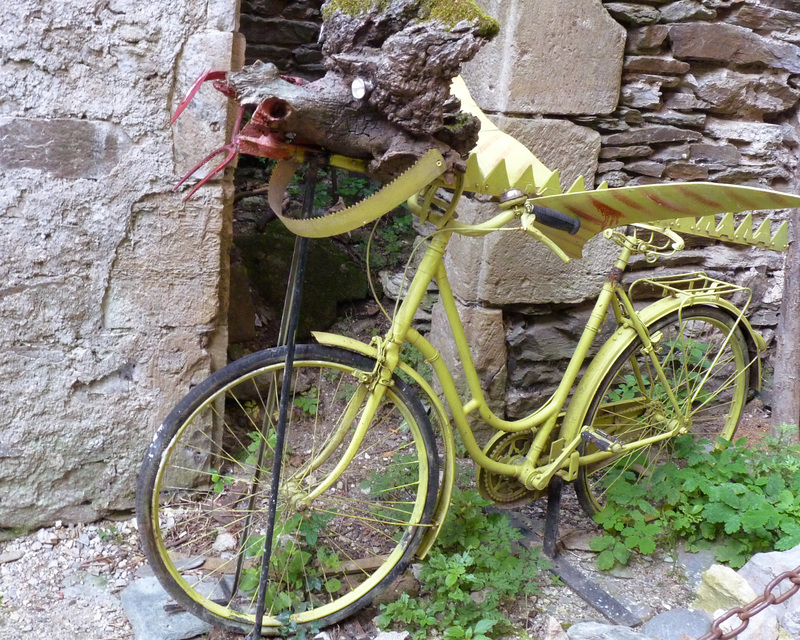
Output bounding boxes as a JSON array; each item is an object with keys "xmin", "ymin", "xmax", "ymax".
[
  {"xmin": 429, "ymin": 299, "xmax": 507, "ymax": 420},
  {"xmin": 739, "ymin": 544, "xmax": 800, "ymax": 622},
  {"xmin": 693, "ymin": 69, "xmax": 800, "ymax": 117},
  {"xmin": 663, "ymin": 162, "xmax": 709, "ymax": 180},
  {"xmin": 659, "ymin": 0, "xmax": 716, "ymax": 22},
  {"xmin": 0, "ymin": 0, "xmax": 237, "ymax": 530},
  {"xmin": 642, "ymin": 110, "xmax": 706, "ymax": 127},
  {"xmin": 121, "ymin": 577, "xmax": 212, "ymax": 640},
  {"xmin": 729, "ymin": 5, "xmax": 800, "ymax": 33},
  {"xmin": 625, "ymin": 160, "xmax": 665, "ymax": 177},
  {"xmin": 489, "ymin": 116, "xmax": 602, "ymax": 190},
  {"xmin": 604, "ymin": 3, "xmax": 661, "ymax": 25},
  {"xmin": 603, "ymin": 124, "xmax": 702, "ymax": 145},
  {"xmin": 600, "ymin": 145, "xmax": 654, "ymax": 159},
  {"xmin": 624, "ymin": 56, "xmax": 690, "ymax": 75},
  {"xmin": 0, "ymin": 118, "xmax": 131, "ymax": 180},
  {"xmin": 640, "ymin": 608, "xmax": 711, "ymax": 640},
  {"xmin": 566, "ymin": 621, "xmax": 656, "ymax": 640},
  {"xmin": 689, "ymin": 143, "xmax": 741, "ymax": 166},
  {"xmin": 669, "ymin": 22, "xmax": 800, "ymax": 73},
  {"xmin": 626, "ymin": 25, "xmax": 670, "ymax": 54},
  {"xmin": 103, "ymin": 195, "xmax": 227, "ymax": 329},
  {"xmin": 703, "ymin": 118, "xmax": 786, "ymax": 155},
  {"xmin": 464, "ymin": 0, "xmax": 625, "ymax": 115},
  {"xmin": 693, "ymin": 564, "xmax": 758, "ymax": 612},
  {"xmin": 207, "ymin": 0, "xmax": 240, "ymax": 31}
]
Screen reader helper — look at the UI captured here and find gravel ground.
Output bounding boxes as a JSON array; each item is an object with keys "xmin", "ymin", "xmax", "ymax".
[
  {"xmin": 0, "ymin": 492, "xmax": 696, "ymax": 640},
  {"xmin": 0, "ymin": 518, "xmax": 142, "ymax": 640}
]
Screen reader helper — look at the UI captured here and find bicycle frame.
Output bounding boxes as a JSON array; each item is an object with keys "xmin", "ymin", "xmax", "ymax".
[{"xmin": 313, "ymin": 218, "xmax": 762, "ymax": 554}]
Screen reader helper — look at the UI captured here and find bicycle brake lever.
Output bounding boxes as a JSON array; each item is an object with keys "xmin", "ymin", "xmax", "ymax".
[{"xmin": 520, "ymin": 213, "xmax": 571, "ymax": 263}]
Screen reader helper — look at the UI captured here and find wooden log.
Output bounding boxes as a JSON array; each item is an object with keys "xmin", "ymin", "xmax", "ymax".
[{"xmin": 226, "ymin": 0, "xmax": 499, "ymax": 180}]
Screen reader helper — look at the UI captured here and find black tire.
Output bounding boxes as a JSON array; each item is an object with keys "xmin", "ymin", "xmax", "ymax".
[
  {"xmin": 137, "ymin": 344, "xmax": 439, "ymax": 634},
  {"xmin": 575, "ymin": 305, "xmax": 751, "ymax": 516}
]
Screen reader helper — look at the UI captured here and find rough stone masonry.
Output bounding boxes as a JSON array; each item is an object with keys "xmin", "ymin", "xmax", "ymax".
[{"xmin": 0, "ymin": 0, "xmax": 242, "ymax": 531}]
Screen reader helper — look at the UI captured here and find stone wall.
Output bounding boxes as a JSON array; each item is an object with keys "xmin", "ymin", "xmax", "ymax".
[
  {"xmin": 0, "ymin": 0, "xmax": 242, "ymax": 531},
  {"xmin": 239, "ymin": 0, "xmax": 324, "ymax": 76},
  {"xmin": 434, "ymin": 0, "xmax": 800, "ymax": 418},
  {"xmin": 430, "ymin": 0, "xmax": 628, "ymax": 418}
]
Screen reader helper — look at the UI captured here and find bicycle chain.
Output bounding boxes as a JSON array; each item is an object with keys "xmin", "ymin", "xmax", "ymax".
[{"xmin": 696, "ymin": 565, "xmax": 800, "ymax": 640}]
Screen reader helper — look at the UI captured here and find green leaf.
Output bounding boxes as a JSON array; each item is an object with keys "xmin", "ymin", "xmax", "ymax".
[
  {"xmin": 723, "ymin": 515, "xmax": 741, "ymax": 535},
  {"xmin": 702, "ymin": 502, "xmax": 736, "ymax": 523},
  {"xmin": 473, "ymin": 619, "xmax": 496, "ymax": 634},
  {"xmin": 638, "ymin": 537, "xmax": 656, "ymax": 554},
  {"xmin": 613, "ymin": 544, "xmax": 631, "ymax": 565},
  {"xmin": 589, "ymin": 536, "xmax": 616, "ymax": 552},
  {"xmin": 325, "ymin": 578, "xmax": 342, "ymax": 593},
  {"xmin": 596, "ymin": 550, "xmax": 615, "ymax": 571}
]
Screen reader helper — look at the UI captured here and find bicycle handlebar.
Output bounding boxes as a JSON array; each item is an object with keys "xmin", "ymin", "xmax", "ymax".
[{"xmin": 530, "ymin": 205, "xmax": 581, "ymax": 236}]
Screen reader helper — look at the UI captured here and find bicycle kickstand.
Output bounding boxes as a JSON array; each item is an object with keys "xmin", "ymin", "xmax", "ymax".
[{"xmin": 542, "ymin": 477, "xmax": 643, "ymax": 627}]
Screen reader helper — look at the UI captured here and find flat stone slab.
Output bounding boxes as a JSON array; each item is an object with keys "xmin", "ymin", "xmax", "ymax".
[
  {"xmin": 120, "ymin": 576, "xmax": 211, "ymax": 640},
  {"xmin": 640, "ymin": 608, "xmax": 711, "ymax": 640}
]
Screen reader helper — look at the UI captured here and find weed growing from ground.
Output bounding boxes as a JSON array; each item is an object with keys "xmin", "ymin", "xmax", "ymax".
[
  {"xmin": 591, "ymin": 428, "xmax": 800, "ymax": 569},
  {"xmin": 377, "ymin": 487, "xmax": 551, "ymax": 640}
]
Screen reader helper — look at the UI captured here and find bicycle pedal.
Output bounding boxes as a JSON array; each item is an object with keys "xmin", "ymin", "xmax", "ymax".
[{"xmin": 581, "ymin": 428, "xmax": 622, "ymax": 452}]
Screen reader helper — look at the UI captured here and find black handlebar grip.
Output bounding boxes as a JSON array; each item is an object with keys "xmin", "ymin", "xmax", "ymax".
[{"xmin": 531, "ymin": 205, "xmax": 581, "ymax": 235}]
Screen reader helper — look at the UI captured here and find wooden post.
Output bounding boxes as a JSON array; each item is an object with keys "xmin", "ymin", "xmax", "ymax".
[{"xmin": 771, "ymin": 208, "xmax": 800, "ymax": 437}]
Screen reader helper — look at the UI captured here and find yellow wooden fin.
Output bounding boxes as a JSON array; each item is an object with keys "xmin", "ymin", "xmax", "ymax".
[
  {"xmin": 754, "ymin": 219, "xmax": 773, "ymax": 247},
  {"xmin": 452, "ymin": 76, "xmax": 554, "ymax": 195},
  {"xmin": 526, "ymin": 181, "xmax": 800, "ymax": 258},
  {"xmin": 567, "ymin": 175, "xmax": 585, "ymax": 194},
  {"xmin": 538, "ymin": 170, "xmax": 562, "ymax": 196}
]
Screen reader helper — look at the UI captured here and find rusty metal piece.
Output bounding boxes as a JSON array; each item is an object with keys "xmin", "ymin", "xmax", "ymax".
[
  {"xmin": 608, "ymin": 266, "xmax": 624, "ymax": 283},
  {"xmin": 173, "ymin": 105, "xmax": 246, "ymax": 200},
  {"xmin": 696, "ymin": 566, "xmax": 800, "ymax": 640},
  {"xmin": 170, "ymin": 69, "xmax": 229, "ymax": 124}
]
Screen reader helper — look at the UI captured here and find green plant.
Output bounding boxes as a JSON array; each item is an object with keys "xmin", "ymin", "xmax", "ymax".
[
  {"xmin": 377, "ymin": 488, "xmax": 551, "ymax": 640},
  {"xmin": 239, "ymin": 511, "xmax": 341, "ymax": 614},
  {"xmin": 293, "ymin": 387, "xmax": 319, "ymax": 416},
  {"xmin": 210, "ymin": 468, "xmax": 235, "ymax": 495},
  {"xmin": 399, "ymin": 343, "xmax": 433, "ymax": 384},
  {"xmin": 591, "ymin": 430, "xmax": 800, "ymax": 570},
  {"xmin": 97, "ymin": 525, "xmax": 123, "ymax": 543}
]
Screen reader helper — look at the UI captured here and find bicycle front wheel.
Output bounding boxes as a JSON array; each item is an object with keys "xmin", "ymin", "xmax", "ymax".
[
  {"xmin": 137, "ymin": 344, "xmax": 439, "ymax": 634},
  {"xmin": 575, "ymin": 305, "xmax": 751, "ymax": 516}
]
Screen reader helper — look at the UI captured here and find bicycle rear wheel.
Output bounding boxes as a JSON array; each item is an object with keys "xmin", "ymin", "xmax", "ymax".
[
  {"xmin": 137, "ymin": 344, "xmax": 438, "ymax": 634},
  {"xmin": 575, "ymin": 305, "xmax": 751, "ymax": 516}
]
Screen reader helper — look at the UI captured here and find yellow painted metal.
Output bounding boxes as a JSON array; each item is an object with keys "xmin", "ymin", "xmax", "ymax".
[
  {"xmin": 662, "ymin": 213, "xmax": 790, "ymax": 251},
  {"xmin": 267, "ymin": 149, "xmax": 446, "ymax": 238},
  {"xmin": 309, "ymin": 330, "xmax": 457, "ymax": 557},
  {"xmin": 559, "ymin": 294, "xmax": 765, "ymax": 441},
  {"xmin": 528, "ymin": 182, "xmax": 800, "ymax": 259}
]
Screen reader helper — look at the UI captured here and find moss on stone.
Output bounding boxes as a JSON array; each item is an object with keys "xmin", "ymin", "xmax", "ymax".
[
  {"xmin": 420, "ymin": 0, "xmax": 500, "ymax": 39},
  {"xmin": 323, "ymin": 0, "xmax": 499, "ymax": 39},
  {"xmin": 322, "ymin": 0, "xmax": 387, "ymax": 21}
]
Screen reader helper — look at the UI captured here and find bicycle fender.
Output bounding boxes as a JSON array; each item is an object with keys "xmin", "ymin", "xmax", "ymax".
[
  {"xmin": 561, "ymin": 296, "xmax": 764, "ymax": 438},
  {"xmin": 311, "ymin": 331, "xmax": 455, "ymax": 558}
]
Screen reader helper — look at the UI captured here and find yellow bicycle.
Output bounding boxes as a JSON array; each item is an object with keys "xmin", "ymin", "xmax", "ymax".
[{"xmin": 136, "ymin": 158, "xmax": 791, "ymax": 632}]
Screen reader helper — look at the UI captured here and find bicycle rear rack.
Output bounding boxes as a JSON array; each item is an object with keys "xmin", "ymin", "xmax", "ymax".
[{"xmin": 630, "ymin": 271, "xmax": 752, "ymax": 310}]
